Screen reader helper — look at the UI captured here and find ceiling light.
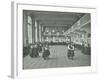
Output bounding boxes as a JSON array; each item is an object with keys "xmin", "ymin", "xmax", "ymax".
[{"xmin": 52, "ymin": 30, "xmax": 55, "ymax": 32}]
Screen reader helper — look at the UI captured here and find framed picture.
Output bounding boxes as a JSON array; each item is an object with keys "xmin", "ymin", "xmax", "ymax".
[{"xmin": 11, "ymin": 1, "xmax": 97, "ymax": 78}]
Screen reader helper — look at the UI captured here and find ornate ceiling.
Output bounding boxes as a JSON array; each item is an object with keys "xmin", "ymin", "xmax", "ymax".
[{"xmin": 25, "ymin": 10, "xmax": 85, "ymax": 31}]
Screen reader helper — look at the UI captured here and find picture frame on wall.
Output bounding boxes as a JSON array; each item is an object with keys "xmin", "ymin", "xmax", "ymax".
[{"xmin": 11, "ymin": 1, "xmax": 97, "ymax": 78}]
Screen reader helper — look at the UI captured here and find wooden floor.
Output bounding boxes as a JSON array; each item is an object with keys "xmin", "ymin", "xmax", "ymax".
[{"xmin": 23, "ymin": 45, "xmax": 91, "ymax": 69}]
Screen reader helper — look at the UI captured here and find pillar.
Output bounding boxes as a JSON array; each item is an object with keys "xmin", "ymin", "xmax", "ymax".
[
  {"xmin": 27, "ymin": 15, "xmax": 32, "ymax": 44},
  {"xmin": 32, "ymin": 15, "xmax": 35, "ymax": 44},
  {"xmin": 39, "ymin": 24, "xmax": 42, "ymax": 42},
  {"xmin": 41, "ymin": 24, "xmax": 44, "ymax": 42},
  {"xmin": 23, "ymin": 11, "xmax": 28, "ymax": 47},
  {"xmin": 37, "ymin": 20, "xmax": 39, "ymax": 42}
]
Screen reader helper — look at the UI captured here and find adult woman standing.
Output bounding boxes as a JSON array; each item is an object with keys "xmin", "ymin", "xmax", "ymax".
[{"xmin": 67, "ymin": 42, "xmax": 75, "ymax": 60}]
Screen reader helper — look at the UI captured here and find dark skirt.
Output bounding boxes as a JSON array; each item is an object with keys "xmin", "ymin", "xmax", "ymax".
[
  {"xmin": 42, "ymin": 50, "xmax": 50, "ymax": 58},
  {"xmin": 67, "ymin": 50, "xmax": 74, "ymax": 57},
  {"xmin": 30, "ymin": 48, "xmax": 39, "ymax": 57}
]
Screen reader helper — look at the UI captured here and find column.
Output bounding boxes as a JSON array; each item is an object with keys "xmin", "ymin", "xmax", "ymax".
[
  {"xmin": 39, "ymin": 24, "xmax": 42, "ymax": 42},
  {"xmin": 27, "ymin": 15, "xmax": 32, "ymax": 44},
  {"xmin": 23, "ymin": 11, "xmax": 28, "ymax": 47},
  {"xmin": 41, "ymin": 24, "xmax": 43, "ymax": 42},
  {"xmin": 41, "ymin": 24, "xmax": 44, "ymax": 42},
  {"xmin": 35, "ymin": 20, "xmax": 38, "ymax": 42},
  {"xmin": 32, "ymin": 15, "xmax": 35, "ymax": 44},
  {"xmin": 37, "ymin": 20, "xmax": 39, "ymax": 42}
]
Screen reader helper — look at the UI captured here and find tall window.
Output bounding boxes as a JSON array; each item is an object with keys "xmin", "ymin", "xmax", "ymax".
[{"xmin": 27, "ymin": 15, "xmax": 32, "ymax": 44}]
